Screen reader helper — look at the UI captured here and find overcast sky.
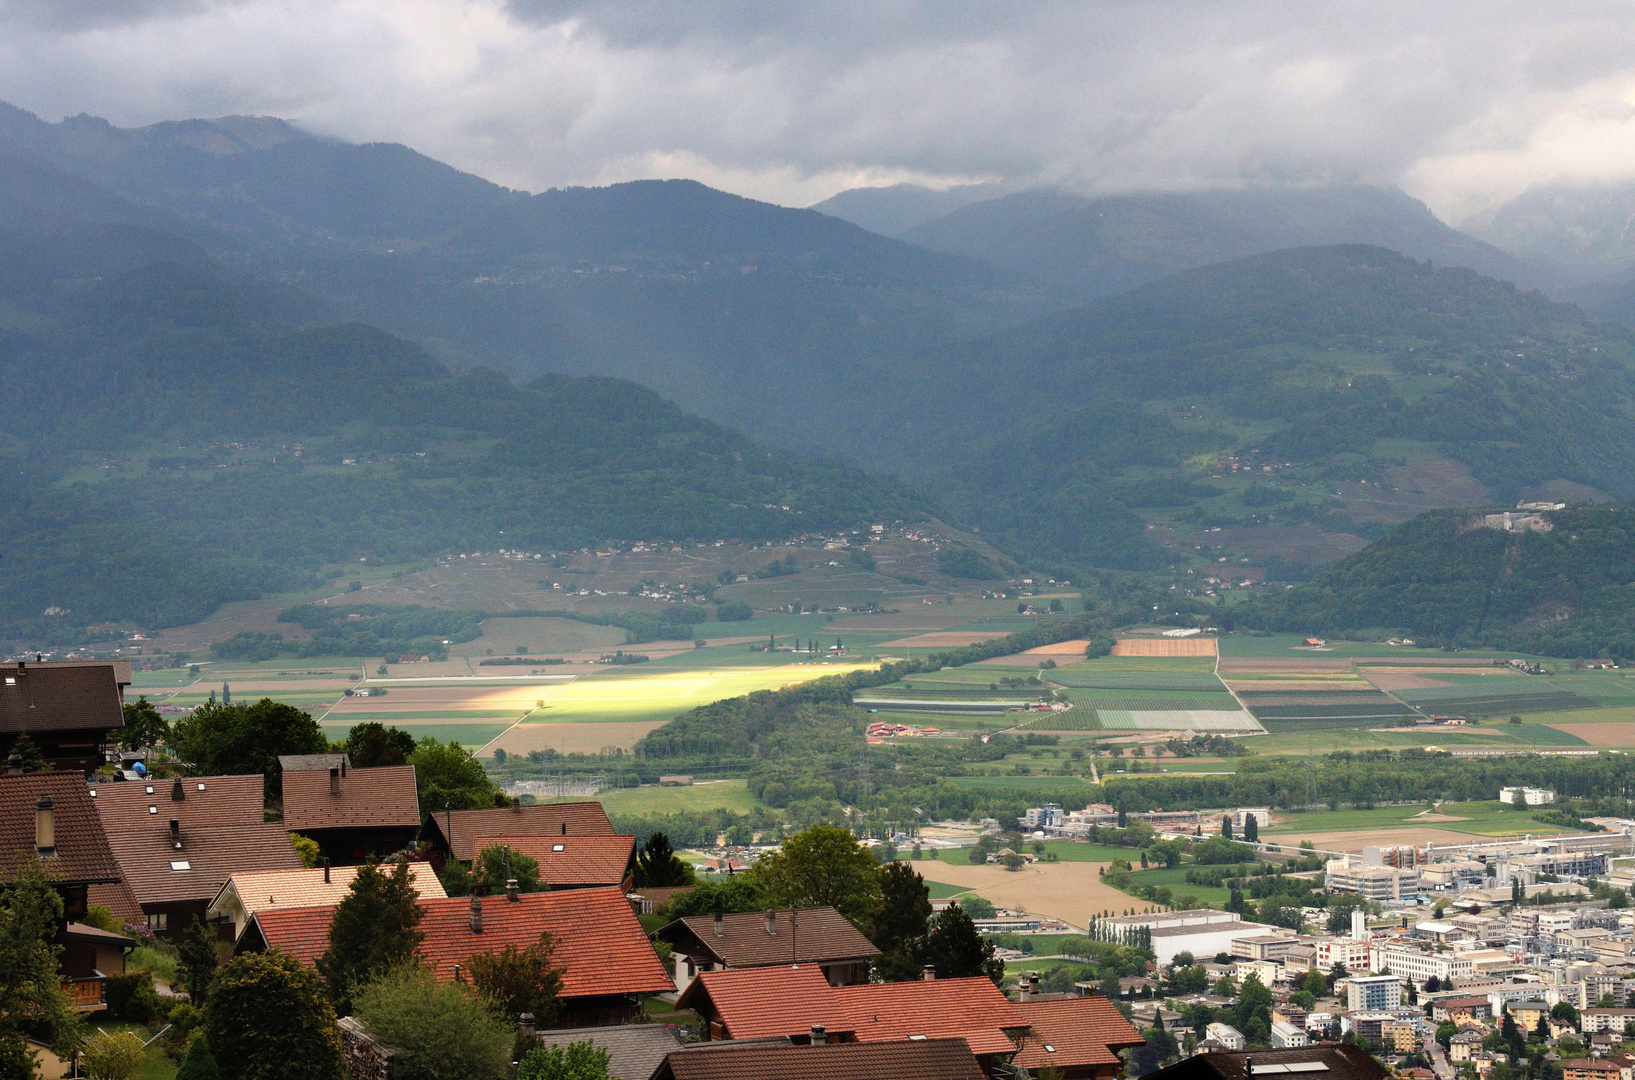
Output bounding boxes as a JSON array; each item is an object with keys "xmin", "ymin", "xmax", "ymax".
[{"xmin": 6, "ymin": 1, "xmax": 1635, "ymax": 221}]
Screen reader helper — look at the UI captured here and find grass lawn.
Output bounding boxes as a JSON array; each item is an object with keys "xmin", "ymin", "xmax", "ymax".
[
  {"xmin": 925, "ymin": 842, "xmax": 1135, "ymax": 866},
  {"xmin": 88, "ymin": 1021, "xmax": 178, "ymax": 1080},
  {"xmin": 1121, "ymin": 866, "xmax": 1232, "ymax": 905},
  {"xmin": 924, "ymin": 878, "xmax": 972, "ymax": 899},
  {"xmin": 591, "ymin": 779, "xmax": 762, "ymax": 817}
]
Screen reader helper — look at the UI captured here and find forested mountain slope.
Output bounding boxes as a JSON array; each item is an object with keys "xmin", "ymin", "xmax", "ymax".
[
  {"xmin": 0, "ymin": 208, "xmax": 935, "ymax": 638},
  {"xmin": 1235, "ymin": 504, "xmax": 1635, "ymax": 658},
  {"xmin": 889, "ymin": 246, "xmax": 1635, "ymax": 571},
  {"xmin": 0, "ymin": 104, "xmax": 1032, "ymax": 454}
]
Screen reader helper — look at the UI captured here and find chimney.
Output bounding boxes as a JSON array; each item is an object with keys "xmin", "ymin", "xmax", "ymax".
[
  {"xmin": 1030, "ymin": 972, "xmax": 1041, "ymax": 997},
  {"xmin": 519, "ymin": 1013, "xmax": 536, "ymax": 1037},
  {"xmin": 329, "ymin": 767, "xmax": 341, "ymax": 796},
  {"xmin": 922, "ymin": 964, "xmax": 937, "ymax": 981},
  {"xmin": 765, "ymin": 910, "xmax": 777, "ymax": 936},
  {"xmin": 171, "ymin": 777, "xmax": 185, "ymax": 801},
  {"xmin": 1019, "ymin": 978, "xmax": 1031, "ymax": 1002},
  {"xmin": 169, "ymin": 819, "xmax": 181, "ymax": 849},
  {"xmin": 810, "ymin": 1024, "xmax": 825, "ymax": 1044},
  {"xmin": 323, "ymin": 858, "xmax": 331, "ymax": 884},
  {"xmin": 714, "ymin": 912, "xmax": 724, "ymax": 937},
  {"xmin": 506, "ymin": 879, "xmax": 520, "ymax": 902},
  {"xmin": 34, "ymin": 795, "xmax": 55, "ymax": 856},
  {"xmin": 559, "ymin": 821, "xmax": 566, "ymax": 835},
  {"xmin": 470, "ymin": 895, "xmax": 483, "ymax": 934},
  {"xmin": 340, "ymin": 759, "xmax": 347, "ymax": 778}
]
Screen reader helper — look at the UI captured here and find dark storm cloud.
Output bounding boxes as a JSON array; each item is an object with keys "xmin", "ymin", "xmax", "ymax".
[{"xmin": 3, "ymin": 1, "xmax": 1635, "ymax": 217}]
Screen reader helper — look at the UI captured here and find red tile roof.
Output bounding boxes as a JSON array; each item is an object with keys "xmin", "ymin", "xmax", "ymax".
[
  {"xmin": 656, "ymin": 1038, "xmax": 986, "ymax": 1080},
  {"xmin": 674, "ymin": 966, "xmax": 1025, "ymax": 1057},
  {"xmin": 247, "ymin": 886, "xmax": 671, "ymax": 1000},
  {"xmin": 471, "ymin": 834, "xmax": 635, "ymax": 888},
  {"xmin": 90, "ymin": 774, "xmax": 266, "ymax": 829},
  {"xmin": 429, "ymin": 802, "xmax": 614, "ymax": 862},
  {"xmin": 0, "ymin": 661, "xmax": 125, "ymax": 735},
  {"xmin": 0, "ymin": 771, "xmax": 121, "ymax": 885},
  {"xmin": 281, "ymin": 765, "xmax": 420, "ymax": 831},
  {"xmin": 838, "ymin": 977, "xmax": 1026, "ymax": 1057},
  {"xmin": 675, "ymin": 965, "xmax": 848, "ymax": 1039},
  {"xmin": 663, "ymin": 907, "xmax": 880, "ymax": 968},
  {"xmin": 1011, "ymin": 996, "xmax": 1145, "ymax": 1072}
]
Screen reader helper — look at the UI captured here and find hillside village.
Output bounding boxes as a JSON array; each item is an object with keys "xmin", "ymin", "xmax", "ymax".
[{"xmin": 8, "ymin": 659, "xmax": 1635, "ymax": 1080}]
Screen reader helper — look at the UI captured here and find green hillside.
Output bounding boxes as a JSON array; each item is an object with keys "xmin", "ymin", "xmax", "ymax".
[
  {"xmin": 0, "ymin": 212, "xmax": 937, "ymax": 641},
  {"xmin": 902, "ymin": 245, "xmax": 1635, "ymax": 572},
  {"xmin": 1235, "ymin": 503, "xmax": 1635, "ymax": 658}
]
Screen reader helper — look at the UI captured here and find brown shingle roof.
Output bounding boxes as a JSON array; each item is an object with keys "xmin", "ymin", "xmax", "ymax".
[
  {"xmin": 90, "ymin": 774, "xmax": 266, "ymax": 829},
  {"xmin": 102, "ymin": 820, "xmax": 303, "ymax": 907},
  {"xmin": 1143, "ymin": 1044, "xmax": 1390, "ymax": 1080},
  {"xmin": 0, "ymin": 661, "xmax": 126, "ymax": 735},
  {"xmin": 656, "ymin": 1038, "xmax": 986, "ymax": 1080},
  {"xmin": 88, "ymin": 878, "xmax": 144, "ymax": 925},
  {"xmin": 0, "ymin": 771, "xmax": 121, "ymax": 884},
  {"xmin": 1011, "ymin": 995, "xmax": 1145, "ymax": 1072},
  {"xmin": 247, "ymin": 886, "xmax": 671, "ymax": 1000},
  {"xmin": 470, "ymin": 834, "xmax": 635, "ymax": 888},
  {"xmin": 429, "ymin": 802, "xmax": 614, "ymax": 862},
  {"xmin": 663, "ymin": 907, "xmax": 880, "ymax": 968},
  {"xmin": 280, "ymin": 765, "xmax": 420, "ymax": 832}
]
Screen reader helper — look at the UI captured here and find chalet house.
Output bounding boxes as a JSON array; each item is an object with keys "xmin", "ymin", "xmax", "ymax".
[
  {"xmin": 470, "ymin": 833, "xmax": 636, "ymax": 891},
  {"xmin": 1141, "ymin": 1044, "xmax": 1389, "ymax": 1080},
  {"xmin": 1, "ymin": 660, "xmax": 129, "ymax": 775},
  {"xmin": 238, "ymin": 885, "xmax": 671, "ymax": 1026},
  {"xmin": 280, "ymin": 762, "xmax": 420, "ymax": 865},
  {"xmin": 207, "ymin": 862, "xmax": 446, "ymax": 943},
  {"xmin": 651, "ymin": 1038, "xmax": 987, "ymax": 1080},
  {"xmin": 655, "ymin": 906, "xmax": 880, "ymax": 992},
  {"xmin": 672, "ymin": 965, "xmax": 1133, "ymax": 1075},
  {"xmin": 1, "ymin": 771, "xmax": 130, "ymax": 1012},
  {"xmin": 1011, "ymin": 997, "xmax": 1147, "ymax": 1080},
  {"xmin": 423, "ymin": 801, "xmax": 614, "ymax": 864},
  {"xmin": 91, "ymin": 774, "xmax": 302, "ymax": 941}
]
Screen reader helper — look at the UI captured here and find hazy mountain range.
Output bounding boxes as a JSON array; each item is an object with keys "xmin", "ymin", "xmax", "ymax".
[{"xmin": 13, "ymin": 101, "xmax": 1635, "ymax": 635}]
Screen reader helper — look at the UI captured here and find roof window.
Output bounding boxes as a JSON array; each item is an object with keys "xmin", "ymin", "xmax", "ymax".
[
  {"xmin": 197, "ymin": 783, "xmax": 207, "ymax": 792},
  {"xmin": 552, "ymin": 844, "xmax": 565, "ymax": 852},
  {"xmin": 147, "ymin": 805, "xmax": 157, "ymax": 814},
  {"xmin": 170, "ymin": 860, "xmax": 191, "ymax": 871},
  {"xmin": 4, "ymin": 676, "xmax": 13, "ymax": 685}
]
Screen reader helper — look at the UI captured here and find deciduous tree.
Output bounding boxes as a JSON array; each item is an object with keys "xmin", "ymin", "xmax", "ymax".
[
  {"xmin": 751, "ymin": 825, "xmax": 882, "ymax": 932},
  {"xmin": 204, "ymin": 950, "xmax": 343, "ymax": 1080},
  {"xmin": 119, "ymin": 695, "xmax": 171, "ymax": 751},
  {"xmin": 169, "ymin": 699, "xmax": 328, "ymax": 794},
  {"xmin": 411, "ymin": 738, "xmax": 503, "ymax": 812},
  {"xmin": 344, "ymin": 723, "xmax": 416, "ymax": 768},
  {"xmin": 518, "ymin": 1041, "xmax": 611, "ymax": 1080},
  {"xmin": 352, "ymin": 966, "xmax": 511, "ymax": 1080},
  {"xmin": 467, "ymin": 930, "xmax": 565, "ymax": 1024}
]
